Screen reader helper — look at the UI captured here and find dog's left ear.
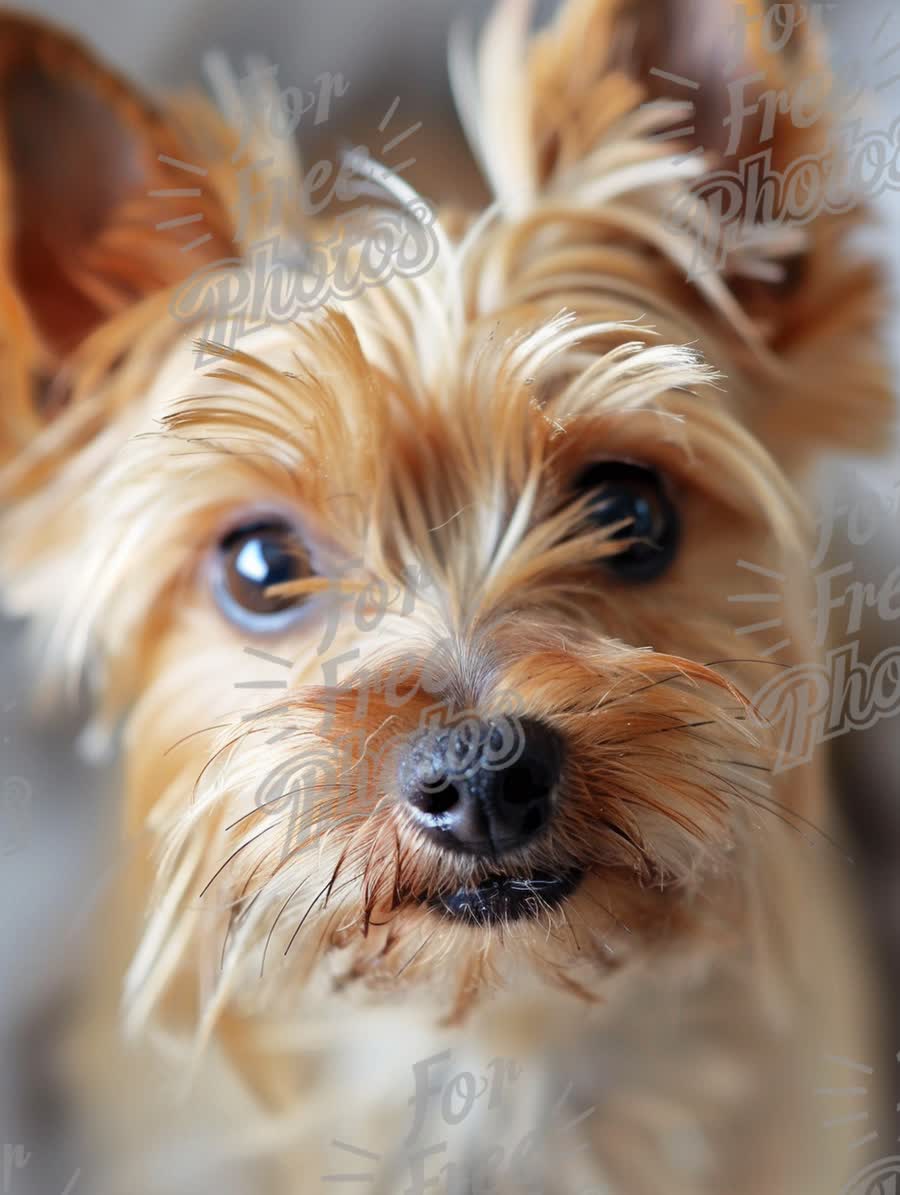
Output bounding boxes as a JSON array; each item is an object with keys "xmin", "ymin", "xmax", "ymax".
[
  {"xmin": 0, "ymin": 14, "xmax": 235, "ymax": 458},
  {"xmin": 515, "ymin": 0, "xmax": 893, "ymax": 462},
  {"xmin": 637, "ymin": 0, "xmax": 893, "ymax": 461}
]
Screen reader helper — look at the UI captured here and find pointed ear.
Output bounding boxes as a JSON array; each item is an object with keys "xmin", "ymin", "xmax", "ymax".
[
  {"xmin": 0, "ymin": 13, "xmax": 235, "ymax": 456},
  {"xmin": 520, "ymin": 0, "xmax": 891, "ymax": 461},
  {"xmin": 630, "ymin": 0, "xmax": 891, "ymax": 460},
  {"xmin": 630, "ymin": 0, "xmax": 831, "ymax": 169},
  {"xmin": 525, "ymin": 0, "xmax": 827, "ymax": 172},
  {"xmin": 527, "ymin": 0, "xmax": 838, "ymax": 252}
]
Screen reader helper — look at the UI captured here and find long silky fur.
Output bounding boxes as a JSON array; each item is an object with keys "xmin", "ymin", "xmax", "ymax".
[{"xmin": 0, "ymin": 1, "xmax": 893, "ymax": 1193}]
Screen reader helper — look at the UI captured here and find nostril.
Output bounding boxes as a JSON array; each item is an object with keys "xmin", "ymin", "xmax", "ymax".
[
  {"xmin": 498, "ymin": 758, "xmax": 552, "ymax": 804},
  {"xmin": 398, "ymin": 737, "xmax": 462, "ymax": 820},
  {"xmin": 492, "ymin": 756, "xmax": 555, "ymax": 837},
  {"xmin": 408, "ymin": 778, "xmax": 460, "ymax": 818}
]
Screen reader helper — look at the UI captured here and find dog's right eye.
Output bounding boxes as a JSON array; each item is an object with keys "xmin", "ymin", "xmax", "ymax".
[
  {"xmin": 576, "ymin": 461, "xmax": 680, "ymax": 582},
  {"xmin": 212, "ymin": 518, "xmax": 311, "ymax": 631}
]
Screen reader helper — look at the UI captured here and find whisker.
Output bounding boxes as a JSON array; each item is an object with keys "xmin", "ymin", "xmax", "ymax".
[
  {"xmin": 395, "ymin": 927, "xmax": 439, "ymax": 977},
  {"xmin": 198, "ymin": 821, "xmax": 283, "ymax": 899},
  {"xmin": 221, "ymin": 879, "xmax": 268, "ymax": 971},
  {"xmin": 578, "ymin": 884, "xmax": 633, "ymax": 935},
  {"xmin": 282, "ymin": 881, "xmax": 334, "ymax": 958},
  {"xmin": 164, "ymin": 722, "xmax": 231, "ymax": 756},
  {"xmin": 261, "ymin": 877, "xmax": 309, "ymax": 976}
]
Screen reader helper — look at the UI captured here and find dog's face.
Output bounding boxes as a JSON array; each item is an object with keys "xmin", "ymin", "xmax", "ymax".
[{"xmin": 0, "ymin": 1, "xmax": 892, "ymax": 1027}]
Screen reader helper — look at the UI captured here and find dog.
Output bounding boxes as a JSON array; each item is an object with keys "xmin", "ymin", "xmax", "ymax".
[{"xmin": 0, "ymin": 0, "xmax": 893, "ymax": 1192}]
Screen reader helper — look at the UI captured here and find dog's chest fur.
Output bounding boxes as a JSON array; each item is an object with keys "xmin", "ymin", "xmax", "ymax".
[{"xmin": 75, "ymin": 827, "xmax": 871, "ymax": 1195}]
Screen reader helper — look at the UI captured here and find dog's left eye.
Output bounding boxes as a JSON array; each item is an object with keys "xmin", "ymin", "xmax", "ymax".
[
  {"xmin": 577, "ymin": 461, "xmax": 679, "ymax": 581},
  {"xmin": 212, "ymin": 518, "xmax": 311, "ymax": 631}
]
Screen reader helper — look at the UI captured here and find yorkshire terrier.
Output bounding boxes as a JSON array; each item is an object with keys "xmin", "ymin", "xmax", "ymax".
[{"xmin": 0, "ymin": 0, "xmax": 893, "ymax": 1192}]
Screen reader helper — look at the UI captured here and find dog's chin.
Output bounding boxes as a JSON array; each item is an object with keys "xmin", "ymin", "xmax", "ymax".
[{"xmin": 425, "ymin": 868, "xmax": 583, "ymax": 926}]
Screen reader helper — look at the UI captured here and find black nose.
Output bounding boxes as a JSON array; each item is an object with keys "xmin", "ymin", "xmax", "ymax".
[{"xmin": 398, "ymin": 716, "xmax": 564, "ymax": 857}]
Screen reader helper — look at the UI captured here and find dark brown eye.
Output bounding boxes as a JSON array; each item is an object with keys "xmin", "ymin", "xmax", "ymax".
[
  {"xmin": 212, "ymin": 518, "xmax": 311, "ymax": 631},
  {"xmin": 577, "ymin": 461, "xmax": 679, "ymax": 581}
]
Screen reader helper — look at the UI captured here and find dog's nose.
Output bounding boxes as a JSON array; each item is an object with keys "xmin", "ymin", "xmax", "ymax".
[{"xmin": 398, "ymin": 716, "xmax": 564, "ymax": 857}]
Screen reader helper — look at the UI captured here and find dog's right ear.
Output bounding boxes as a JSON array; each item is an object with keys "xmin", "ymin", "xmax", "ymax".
[{"xmin": 0, "ymin": 14, "xmax": 236, "ymax": 460}]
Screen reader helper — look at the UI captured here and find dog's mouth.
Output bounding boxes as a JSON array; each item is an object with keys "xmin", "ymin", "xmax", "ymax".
[{"xmin": 426, "ymin": 868, "xmax": 583, "ymax": 925}]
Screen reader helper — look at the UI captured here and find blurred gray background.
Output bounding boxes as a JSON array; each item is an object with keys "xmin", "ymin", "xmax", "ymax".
[{"xmin": 1, "ymin": 1, "xmax": 899, "ymax": 1192}]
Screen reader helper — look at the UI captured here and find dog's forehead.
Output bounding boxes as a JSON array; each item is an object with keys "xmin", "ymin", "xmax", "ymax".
[
  {"xmin": 151, "ymin": 295, "xmax": 721, "ymax": 460},
  {"xmin": 119, "ymin": 282, "xmax": 791, "ymax": 560}
]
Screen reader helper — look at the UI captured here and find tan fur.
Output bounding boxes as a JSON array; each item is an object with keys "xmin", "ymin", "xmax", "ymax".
[{"xmin": 0, "ymin": 1, "xmax": 893, "ymax": 1192}]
